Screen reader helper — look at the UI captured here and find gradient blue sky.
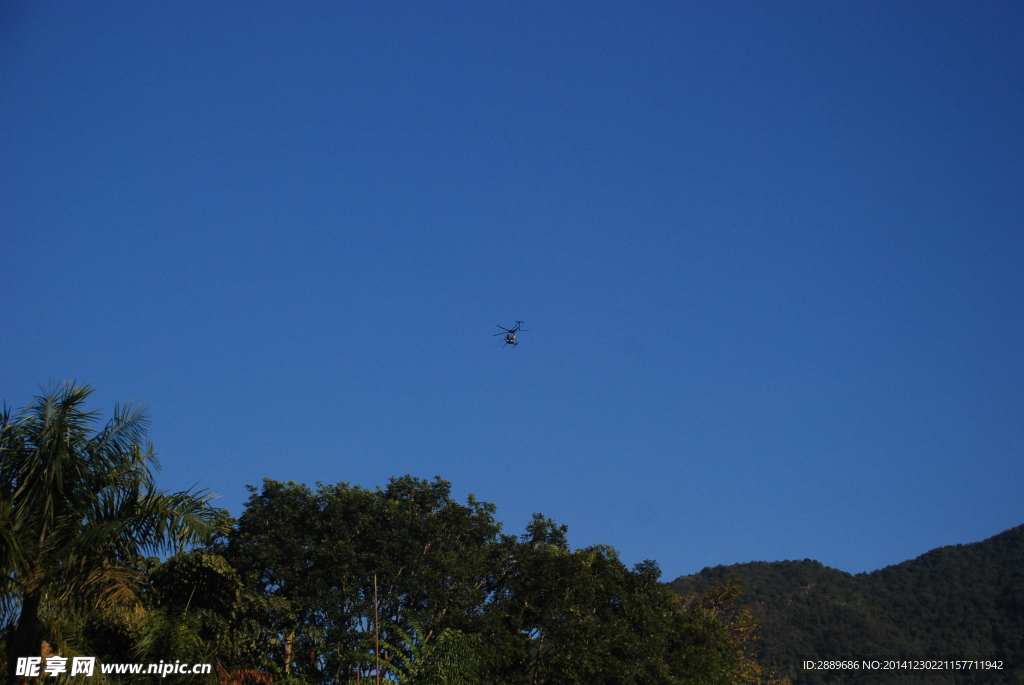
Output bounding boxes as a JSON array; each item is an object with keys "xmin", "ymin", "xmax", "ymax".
[{"xmin": 2, "ymin": 1, "xmax": 1022, "ymax": 579}]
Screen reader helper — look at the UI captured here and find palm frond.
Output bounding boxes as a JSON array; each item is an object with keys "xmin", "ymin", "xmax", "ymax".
[{"xmin": 2, "ymin": 382, "xmax": 227, "ymax": 668}]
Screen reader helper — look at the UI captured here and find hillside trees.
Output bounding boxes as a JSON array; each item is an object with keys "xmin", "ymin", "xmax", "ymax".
[
  {"xmin": 670, "ymin": 526, "xmax": 1024, "ymax": 684},
  {"xmin": 0, "ymin": 383, "xmax": 223, "ymax": 682}
]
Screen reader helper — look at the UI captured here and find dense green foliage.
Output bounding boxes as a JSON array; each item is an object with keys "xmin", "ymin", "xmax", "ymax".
[
  {"xmin": 1, "ymin": 383, "xmax": 776, "ymax": 685},
  {"xmin": 53, "ymin": 476, "xmax": 775, "ymax": 684},
  {"xmin": 212, "ymin": 477, "xmax": 774, "ymax": 685},
  {"xmin": 669, "ymin": 525, "xmax": 1024, "ymax": 685}
]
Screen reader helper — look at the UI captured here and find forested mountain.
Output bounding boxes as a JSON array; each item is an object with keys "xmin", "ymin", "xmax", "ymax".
[{"xmin": 669, "ymin": 525, "xmax": 1024, "ymax": 685}]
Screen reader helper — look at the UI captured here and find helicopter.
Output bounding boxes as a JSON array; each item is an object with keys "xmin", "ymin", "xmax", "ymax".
[{"xmin": 494, "ymin": 321, "xmax": 528, "ymax": 347}]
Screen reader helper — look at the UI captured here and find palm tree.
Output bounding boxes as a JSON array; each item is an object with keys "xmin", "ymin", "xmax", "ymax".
[{"xmin": 0, "ymin": 382, "xmax": 223, "ymax": 682}]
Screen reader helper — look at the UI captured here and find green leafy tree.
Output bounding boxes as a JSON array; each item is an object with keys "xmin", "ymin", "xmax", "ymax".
[
  {"xmin": 0, "ymin": 382, "xmax": 222, "ymax": 682},
  {"xmin": 225, "ymin": 476, "xmax": 503, "ymax": 684}
]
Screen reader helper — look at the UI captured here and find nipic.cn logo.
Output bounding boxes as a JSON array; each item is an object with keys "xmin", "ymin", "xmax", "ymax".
[
  {"xmin": 15, "ymin": 657, "xmax": 95, "ymax": 677},
  {"xmin": 15, "ymin": 657, "xmax": 213, "ymax": 677}
]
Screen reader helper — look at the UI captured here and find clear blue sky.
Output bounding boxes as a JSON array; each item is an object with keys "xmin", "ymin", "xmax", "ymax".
[{"xmin": 2, "ymin": 1, "xmax": 1022, "ymax": 579}]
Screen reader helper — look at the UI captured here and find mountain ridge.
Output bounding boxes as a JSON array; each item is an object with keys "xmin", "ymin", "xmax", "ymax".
[{"xmin": 668, "ymin": 524, "xmax": 1024, "ymax": 684}]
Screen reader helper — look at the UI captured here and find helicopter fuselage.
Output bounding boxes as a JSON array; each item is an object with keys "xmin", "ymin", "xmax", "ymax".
[{"xmin": 495, "ymin": 321, "xmax": 526, "ymax": 347}]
